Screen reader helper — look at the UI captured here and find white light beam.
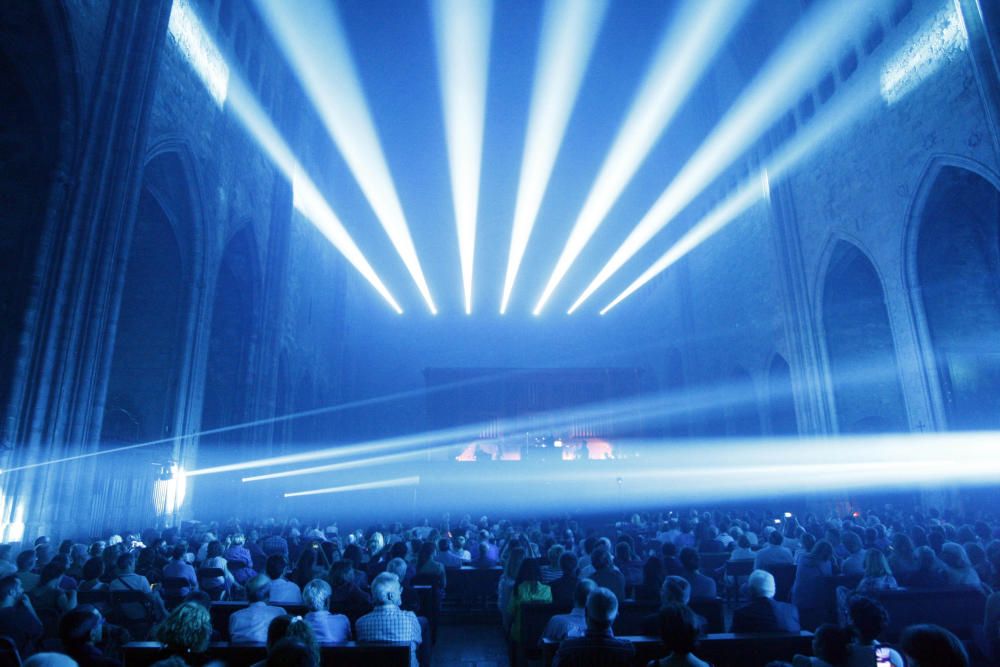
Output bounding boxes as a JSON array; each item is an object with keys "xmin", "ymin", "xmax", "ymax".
[
  {"xmin": 532, "ymin": 0, "xmax": 751, "ymax": 315},
  {"xmin": 432, "ymin": 0, "xmax": 494, "ymax": 314},
  {"xmin": 284, "ymin": 476, "xmax": 420, "ymax": 498},
  {"xmin": 499, "ymin": 0, "xmax": 609, "ymax": 314},
  {"xmin": 570, "ymin": 0, "xmax": 892, "ymax": 313},
  {"xmin": 255, "ymin": 0, "xmax": 436, "ymax": 314}
]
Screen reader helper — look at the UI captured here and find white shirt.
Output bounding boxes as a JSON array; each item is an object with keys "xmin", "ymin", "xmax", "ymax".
[
  {"xmin": 305, "ymin": 610, "xmax": 351, "ymax": 643},
  {"xmin": 229, "ymin": 601, "xmax": 285, "ymax": 643}
]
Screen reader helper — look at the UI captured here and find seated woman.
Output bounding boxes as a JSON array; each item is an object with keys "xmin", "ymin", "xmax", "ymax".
[
  {"xmin": 507, "ymin": 558, "xmax": 551, "ymax": 642},
  {"xmin": 855, "ymin": 550, "xmax": 897, "ymax": 593},
  {"xmin": 647, "ymin": 603, "xmax": 710, "ymax": 667},
  {"xmin": 887, "ymin": 534, "xmax": 919, "ymax": 586},
  {"xmin": 636, "ymin": 557, "xmax": 664, "ymax": 602},
  {"xmin": 201, "ymin": 541, "xmax": 236, "ymax": 596},
  {"xmin": 792, "ymin": 623, "xmax": 854, "ymax": 667},
  {"xmin": 251, "ymin": 615, "xmax": 320, "ymax": 667},
  {"xmin": 939, "ymin": 543, "xmax": 982, "ymax": 588},
  {"xmin": 301, "ymin": 579, "xmax": 351, "ymax": 643},
  {"xmin": 327, "ymin": 561, "xmax": 371, "ymax": 611},
  {"xmin": 791, "ymin": 540, "xmax": 835, "ymax": 630},
  {"xmin": 153, "ymin": 601, "xmax": 212, "ymax": 661}
]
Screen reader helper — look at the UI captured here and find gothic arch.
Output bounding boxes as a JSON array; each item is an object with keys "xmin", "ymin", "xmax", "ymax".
[
  {"xmin": 767, "ymin": 353, "xmax": 798, "ymax": 435},
  {"xmin": 818, "ymin": 238, "xmax": 907, "ymax": 433},
  {"xmin": 905, "ymin": 157, "xmax": 1000, "ymax": 430},
  {"xmin": 725, "ymin": 366, "xmax": 762, "ymax": 437}
]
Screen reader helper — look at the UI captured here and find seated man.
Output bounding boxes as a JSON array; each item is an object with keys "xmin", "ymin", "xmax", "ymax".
[
  {"xmin": 550, "ymin": 553, "xmax": 579, "ymax": 610},
  {"xmin": 434, "ymin": 539, "xmax": 464, "ymax": 568},
  {"xmin": 229, "ymin": 575, "xmax": 284, "ymax": 643},
  {"xmin": 162, "ymin": 545, "xmax": 198, "ymax": 596},
  {"xmin": 731, "ymin": 570, "xmax": 800, "ymax": 634},
  {"xmin": 356, "ymin": 572, "xmax": 422, "ymax": 667},
  {"xmin": 0, "ymin": 574, "xmax": 43, "ymax": 657},
  {"xmin": 754, "ymin": 530, "xmax": 795, "ymax": 571},
  {"xmin": 640, "ymin": 576, "xmax": 707, "ymax": 636},
  {"xmin": 542, "ymin": 578, "xmax": 596, "ymax": 642},
  {"xmin": 265, "ymin": 555, "xmax": 302, "ymax": 605},
  {"xmin": 678, "ymin": 548, "xmax": 717, "ymax": 600},
  {"xmin": 553, "ymin": 587, "xmax": 635, "ymax": 667}
]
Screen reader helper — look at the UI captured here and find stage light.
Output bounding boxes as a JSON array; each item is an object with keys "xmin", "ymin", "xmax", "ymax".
[
  {"xmin": 499, "ymin": 0, "xmax": 609, "ymax": 314},
  {"xmin": 601, "ymin": 34, "xmax": 887, "ymax": 313},
  {"xmin": 255, "ymin": 0, "xmax": 437, "ymax": 314},
  {"xmin": 168, "ymin": 0, "xmax": 229, "ymax": 107},
  {"xmin": 570, "ymin": 0, "xmax": 893, "ymax": 314},
  {"xmin": 432, "ymin": 0, "xmax": 493, "ymax": 314},
  {"xmin": 880, "ymin": 1, "xmax": 967, "ymax": 106},
  {"xmin": 284, "ymin": 476, "xmax": 420, "ymax": 498},
  {"xmin": 531, "ymin": 0, "xmax": 750, "ymax": 315},
  {"xmin": 165, "ymin": 0, "xmax": 401, "ymax": 313}
]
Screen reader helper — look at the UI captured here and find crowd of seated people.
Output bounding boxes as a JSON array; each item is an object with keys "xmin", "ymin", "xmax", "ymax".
[{"xmin": 0, "ymin": 503, "xmax": 993, "ymax": 665}]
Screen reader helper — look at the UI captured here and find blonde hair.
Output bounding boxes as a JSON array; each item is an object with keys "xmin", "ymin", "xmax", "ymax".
[
  {"xmin": 155, "ymin": 602, "xmax": 212, "ymax": 653},
  {"xmin": 302, "ymin": 578, "xmax": 332, "ymax": 612}
]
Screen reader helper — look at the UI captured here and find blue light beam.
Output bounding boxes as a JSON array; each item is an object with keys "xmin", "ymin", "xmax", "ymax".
[
  {"xmin": 432, "ymin": 0, "xmax": 494, "ymax": 314},
  {"xmin": 531, "ymin": 0, "xmax": 751, "ymax": 315},
  {"xmin": 499, "ymin": 0, "xmax": 609, "ymax": 314},
  {"xmin": 284, "ymin": 476, "xmax": 420, "ymax": 498},
  {"xmin": 255, "ymin": 0, "xmax": 437, "ymax": 314},
  {"xmin": 569, "ymin": 0, "xmax": 893, "ymax": 313}
]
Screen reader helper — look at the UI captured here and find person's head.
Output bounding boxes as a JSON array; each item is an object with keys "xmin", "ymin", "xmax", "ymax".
[
  {"xmin": 116, "ymin": 552, "xmax": 135, "ymax": 574},
  {"xmin": 899, "ymin": 624, "xmax": 969, "ymax": 667},
  {"xmin": 737, "ymin": 534, "xmax": 751, "ymax": 550},
  {"xmin": 266, "ymin": 616, "xmax": 318, "ymax": 663},
  {"xmin": 940, "ymin": 542, "xmax": 972, "ymax": 570},
  {"xmin": 328, "ymin": 560, "xmax": 353, "ymax": 587},
  {"xmin": 38, "ymin": 561, "xmax": 65, "ymax": 587},
  {"xmin": 416, "ymin": 541, "xmax": 435, "ymax": 568},
  {"xmin": 22, "ymin": 654, "xmax": 78, "ymax": 667},
  {"xmin": 547, "ymin": 544, "xmax": 564, "ymax": 568},
  {"xmin": 206, "ymin": 540, "xmax": 224, "ymax": 560},
  {"xmin": 585, "ymin": 587, "xmax": 619, "ymax": 631},
  {"xmin": 591, "ymin": 546, "xmax": 612, "ymax": 571},
  {"xmin": 15, "ymin": 550, "xmax": 35, "ymax": 573},
  {"xmin": 504, "ymin": 547, "xmax": 526, "ymax": 579},
  {"xmin": 847, "ymin": 595, "xmax": 890, "ymax": 644},
  {"xmin": 59, "ymin": 606, "xmax": 104, "ymax": 647},
  {"xmin": 302, "ymin": 579, "xmax": 331, "ymax": 612},
  {"xmin": 155, "ymin": 601, "xmax": 212, "ymax": 653},
  {"xmin": 747, "ymin": 570, "xmax": 776, "ymax": 599},
  {"xmin": 842, "ymin": 531, "xmax": 862, "ymax": 554},
  {"xmin": 660, "ymin": 575, "xmax": 692, "ymax": 606},
  {"xmin": 916, "ymin": 546, "xmax": 938, "ymax": 570},
  {"xmin": 371, "ymin": 572, "xmax": 402, "ymax": 607},
  {"xmin": 437, "ymin": 538, "xmax": 450, "ymax": 553},
  {"xmin": 800, "ymin": 532, "xmax": 816, "ymax": 553},
  {"xmin": 863, "ymin": 549, "xmax": 892, "ymax": 578},
  {"xmin": 892, "ymin": 533, "xmax": 914, "ymax": 557},
  {"xmin": 266, "ymin": 554, "xmax": 288, "ymax": 580},
  {"xmin": 266, "ymin": 638, "xmax": 317, "ymax": 667},
  {"xmin": 811, "ymin": 623, "xmax": 854, "ymax": 667},
  {"xmin": 0, "ymin": 575, "xmax": 22, "ymax": 607},
  {"xmin": 810, "ymin": 539, "xmax": 834, "ymax": 561},
  {"xmin": 678, "ymin": 547, "xmax": 699, "ymax": 573},
  {"xmin": 515, "ymin": 558, "xmax": 542, "ymax": 589},
  {"xmin": 572, "ymin": 578, "xmax": 597, "ymax": 609},
  {"xmin": 558, "ymin": 552, "xmax": 577, "ymax": 575},
  {"xmin": 385, "ymin": 557, "xmax": 408, "ymax": 582},
  {"xmin": 82, "ymin": 557, "xmax": 104, "ymax": 582},
  {"xmin": 768, "ymin": 531, "xmax": 784, "ymax": 546},
  {"xmin": 246, "ymin": 574, "xmax": 272, "ymax": 603},
  {"xmin": 658, "ymin": 603, "xmax": 700, "ymax": 657}
]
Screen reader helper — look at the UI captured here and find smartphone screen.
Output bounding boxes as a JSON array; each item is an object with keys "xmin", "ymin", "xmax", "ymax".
[{"xmin": 875, "ymin": 646, "xmax": 893, "ymax": 666}]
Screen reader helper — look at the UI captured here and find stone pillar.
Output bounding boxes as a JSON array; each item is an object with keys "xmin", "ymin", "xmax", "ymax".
[{"xmin": 1, "ymin": 0, "xmax": 171, "ymax": 539}]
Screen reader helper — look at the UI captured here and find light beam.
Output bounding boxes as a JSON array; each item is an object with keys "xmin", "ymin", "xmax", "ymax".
[
  {"xmin": 569, "ymin": 0, "xmax": 893, "ymax": 313},
  {"xmin": 255, "ymin": 0, "xmax": 437, "ymax": 314},
  {"xmin": 284, "ymin": 476, "xmax": 420, "ymax": 498},
  {"xmin": 499, "ymin": 0, "xmax": 609, "ymax": 314},
  {"xmin": 531, "ymin": 0, "xmax": 750, "ymax": 315},
  {"xmin": 432, "ymin": 0, "xmax": 494, "ymax": 314}
]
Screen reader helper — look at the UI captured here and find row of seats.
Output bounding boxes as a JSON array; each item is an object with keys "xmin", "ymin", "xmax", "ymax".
[{"xmin": 121, "ymin": 641, "xmax": 410, "ymax": 667}]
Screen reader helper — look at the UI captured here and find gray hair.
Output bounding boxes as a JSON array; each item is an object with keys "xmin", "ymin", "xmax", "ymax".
[
  {"xmin": 585, "ymin": 587, "xmax": 619, "ymax": 628},
  {"xmin": 385, "ymin": 557, "xmax": 407, "ymax": 582},
  {"xmin": 371, "ymin": 572, "xmax": 401, "ymax": 606},
  {"xmin": 660, "ymin": 575, "xmax": 691, "ymax": 605},
  {"xmin": 301, "ymin": 578, "xmax": 331, "ymax": 612}
]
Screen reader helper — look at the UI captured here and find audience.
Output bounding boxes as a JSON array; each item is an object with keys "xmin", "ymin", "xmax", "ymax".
[
  {"xmin": 640, "ymin": 576, "xmax": 707, "ymax": 637},
  {"xmin": 355, "ymin": 573, "xmax": 422, "ymax": 667},
  {"xmin": 792, "ymin": 623, "xmax": 854, "ymax": 667},
  {"xmin": 790, "ymin": 540, "xmax": 834, "ymax": 630},
  {"xmin": 552, "ymin": 587, "xmax": 634, "ymax": 667},
  {"xmin": 58, "ymin": 606, "xmax": 120, "ymax": 667},
  {"xmin": 650, "ymin": 602, "xmax": 710, "ymax": 667},
  {"xmin": 542, "ymin": 578, "xmax": 595, "ymax": 642},
  {"xmin": 845, "ymin": 595, "xmax": 904, "ymax": 667},
  {"xmin": 589, "ymin": 547, "xmax": 626, "ymax": 604},
  {"xmin": 549, "ymin": 552, "xmax": 579, "ymax": 610},
  {"xmin": 0, "ymin": 574, "xmax": 43, "ymax": 657},
  {"xmin": 755, "ymin": 531, "xmax": 795, "ymax": 571},
  {"xmin": 856, "ymin": 550, "xmax": 898, "ymax": 593},
  {"xmin": 301, "ymin": 579, "xmax": 350, "ymax": 643},
  {"xmin": 228, "ymin": 575, "xmax": 284, "ymax": 643},
  {"xmin": 265, "ymin": 555, "xmax": 302, "ymax": 604},
  {"xmin": 899, "ymin": 623, "xmax": 969, "ymax": 667},
  {"xmin": 253, "ymin": 615, "xmax": 320, "ymax": 667},
  {"xmin": 731, "ymin": 570, "xmax": 800, "ymax": 634},
  {"xmin": 154, "ymin": 601, "xmax": 212, "ymax": 658},
  {"xmin": 678, "ymin": 549, "xmax": 716, "ymax": 600}
]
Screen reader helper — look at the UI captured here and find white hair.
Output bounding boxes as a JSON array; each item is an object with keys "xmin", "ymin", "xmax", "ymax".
[
  {"xmin": 371, "ymin": 572, "xmax": 401, "ymax": 605},
  {"xmin": 302, "ymin": 578, "xmax": 331, "ymax": 611}
]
